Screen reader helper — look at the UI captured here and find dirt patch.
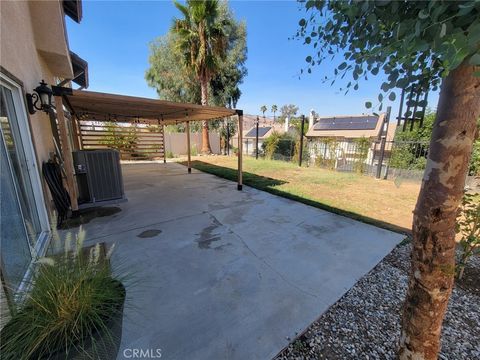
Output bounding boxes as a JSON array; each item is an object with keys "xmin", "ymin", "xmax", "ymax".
[{"xmin": 60, "ymin": 207, "xmax": 122, "ymax": 229}]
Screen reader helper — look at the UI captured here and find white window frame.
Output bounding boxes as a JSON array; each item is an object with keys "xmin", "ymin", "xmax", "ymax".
[{"xmin": 0, "ymin": 73, "xmax": 50, "ymax": 262}]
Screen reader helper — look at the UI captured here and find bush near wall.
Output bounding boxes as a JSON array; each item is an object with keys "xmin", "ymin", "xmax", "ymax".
[{"xmin": 262, "ymin": 132, "xmax": 296, "ymax": 160}]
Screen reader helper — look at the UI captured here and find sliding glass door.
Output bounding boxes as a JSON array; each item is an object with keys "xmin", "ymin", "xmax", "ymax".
[
  {"xmin": 0, "ymin": 127, "xmax": 32, "ymax": 289},
  {"xmin": 0, "ymin": 75, "xmax": 49, "ymax": 292}
]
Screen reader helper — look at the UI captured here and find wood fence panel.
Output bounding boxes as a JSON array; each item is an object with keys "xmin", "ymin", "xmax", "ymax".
[{"xmin": 79, "ymin": 121, "xmax": 165, "ymax": 160}]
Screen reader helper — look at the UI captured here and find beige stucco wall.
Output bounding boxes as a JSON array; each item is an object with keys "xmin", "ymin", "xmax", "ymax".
[
  {"xmin": 0, "ymin": 0, "xmax": 75, "ymax": 323},
  {"xmin": 1, "ymin": 0, "xmax": 74, "ymax": 211}
]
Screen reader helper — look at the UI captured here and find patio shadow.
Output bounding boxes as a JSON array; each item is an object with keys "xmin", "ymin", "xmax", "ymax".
[
  {"xmin": 182, "ymin": 160, "xmax": 287, "ymax": 188},
  {"xmin": 182, "ymin": 160, "xmax": 410, "ymax": 235}
]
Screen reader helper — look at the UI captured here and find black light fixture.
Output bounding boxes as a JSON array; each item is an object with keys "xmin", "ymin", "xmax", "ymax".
[{"xmin": 26, "ymin": 80, "xmax": 53, "ymax": 114}]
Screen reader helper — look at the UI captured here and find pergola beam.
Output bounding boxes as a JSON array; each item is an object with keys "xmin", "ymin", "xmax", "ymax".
[
  {"xmin": 162, "ymin": 124, "xmax": 167, "ymax": 164},
  {"xmin": 49, "ymin": 86, "xmax": 243, "ymax": 210}
]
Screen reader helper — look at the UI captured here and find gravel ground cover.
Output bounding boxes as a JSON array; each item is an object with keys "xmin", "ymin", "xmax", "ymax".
[{"xmin": 276, "ymin": 243, "xmax": 480, "ymax": 360}]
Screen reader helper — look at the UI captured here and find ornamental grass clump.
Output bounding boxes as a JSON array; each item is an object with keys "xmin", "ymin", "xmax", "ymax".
[{"xmin": 0, "ymin": 223, "xmax": 125, "ymax": 360}]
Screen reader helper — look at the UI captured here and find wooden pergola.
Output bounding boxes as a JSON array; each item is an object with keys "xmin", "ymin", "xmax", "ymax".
[{"xmin": 51, "ymin": 87, "xmax": 244, "ymax": 212}]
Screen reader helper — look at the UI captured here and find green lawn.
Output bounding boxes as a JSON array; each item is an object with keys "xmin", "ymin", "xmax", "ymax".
[{"xmin": 181, "ymin": 156, "xmax": 421, "ymax": 233}]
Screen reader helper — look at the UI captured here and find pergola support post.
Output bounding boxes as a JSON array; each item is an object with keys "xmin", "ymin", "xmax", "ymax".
[
  {"xmin": 237, "ymin": 110, "xmax": 243, "ymax": 190},
  {"xmin": 54, "ymin": 95, "xmax": 79, "ymax": 213},
  {"xmin": 162, "ymin": 124, "xmax": 167, "ymax": 164},
  {"xmin": 255, "ymin": 116, "xmax": 259, "ymax": 160},
  {"xmin": 186, "ymin": 120, "xmax": 191, "ymax": 173},
  {"xmin": 299, "ymin": 114, "xmax": 305, "ymax": 167}
]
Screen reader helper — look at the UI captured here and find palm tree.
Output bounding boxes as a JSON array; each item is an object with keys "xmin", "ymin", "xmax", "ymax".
[
  {"xmin": 260, "ymin": 105, "xmax": 267, "ymax": 118},
  {"xmin": 271, "ymin": 104, "xmax": 278, "ymax": 121},
  {"xmin": 172, "ymin": 0, "xmax": 227, "ymax": 154}
]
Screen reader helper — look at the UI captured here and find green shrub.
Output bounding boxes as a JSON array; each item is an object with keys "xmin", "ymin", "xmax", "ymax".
[
  {"xmin": 353, "ymin": 137, "xmax": 370, "ymax": 174},
  {"xmin": 166, "ymin": 150, "xmax": 175, "ymax": 158},
  {"xmin": 314, "ymin": 138, "xmax": 338, "ymax": 170},
  {"xmin": 292, "ymin": 138, "xmax": 309, "ymax": 164},
  {"xmin": 262, "ymin": 131, "xmax": 280, "ymax": 159},
  {"xmin": 262, "ymin": 132, "xmax": 297, "ymax": 160},
  {"xmin": 469, "ymin": 140, "xmax": 480, "ymax": 176},
  {"xmin": 101, "ymin": 123, "xmax": 138, "ymax": 159},
  {"xmin": 191, "ymin": 144, "xmax": 198, "ymax": 156}
]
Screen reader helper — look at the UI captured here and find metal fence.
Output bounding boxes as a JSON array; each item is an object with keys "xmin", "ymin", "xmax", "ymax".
[
  {"xmin": 384, "ymin": 140, "xmax": 430, "ymax": 181},
  {"xmin": 308, "ymin": 138, "xmax": 430, "ymax": 180},
  {"xmin": 239, "ymin": 130, "xmax": 431, "ymax": 181}
]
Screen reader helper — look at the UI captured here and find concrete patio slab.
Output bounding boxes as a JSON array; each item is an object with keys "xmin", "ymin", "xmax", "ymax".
[{"xmin": 75, "ymin": 162, "xmax": 404, "ymax": 360}]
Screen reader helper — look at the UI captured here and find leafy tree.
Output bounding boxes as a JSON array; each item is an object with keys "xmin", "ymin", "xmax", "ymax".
[
  {"xmin": 209, "ymin": 1, "xmax": 247, "ymax": 109},
  {"xmin": 271, "ymin": 104, "xmax": 278, "ymax": 120},
  {"xmin": 390, "ymin": 112, "xmax": 434, "ymax": 171},
  {"xmin": 145, "ymin": 33, "xmax": 201, "ymax": 104},
  {"xmin": 101, "ymin": 123, "xmax": 138, "ymax": 160},
  {"xmin": 392, "ymin": 113, "xmax": 480, "ymax": 174},
  {"xmin": 218, "ymin": 118, "xmax": 237, "ymax": 142},
  {"xmin": 260, "ymin": 105, "xmax": 267, "ymax": 118},
  {"xmin": 147, "ymin": 1, "xmax": 246, "ymax": 146},
  {"xmin": 393, "ymin": 111, "xmax": 435, "ymax": 143},
  {"xmin": 298, "ymin": 1, "xmax": 480, "ymax": 358},
  {"xmin": 171, "ymin": 0, "xmax": 228, "ymax": 154},
  {"xmin": 279, "ymin": 104, "xmax": 299, "ymax": 123}
]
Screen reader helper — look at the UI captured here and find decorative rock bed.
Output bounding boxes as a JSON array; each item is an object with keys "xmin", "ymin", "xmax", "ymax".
[{"xmin": 276, "ymin": 243, "xmax": 480, "ymax": 360}]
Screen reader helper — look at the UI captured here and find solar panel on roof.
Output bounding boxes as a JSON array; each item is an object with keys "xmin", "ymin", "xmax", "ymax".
[
  {"xmin": 245, "ymin": 126, "xmax": 271, "ymax": 137},
  {"xmin": 313, "ymin": 116, "xmax": 378, "ymax": 131}
]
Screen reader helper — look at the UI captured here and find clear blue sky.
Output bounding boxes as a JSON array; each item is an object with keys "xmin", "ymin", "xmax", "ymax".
[{"xmin": 66, "ymin": 0, "xmax": 439, "ymax": 117}]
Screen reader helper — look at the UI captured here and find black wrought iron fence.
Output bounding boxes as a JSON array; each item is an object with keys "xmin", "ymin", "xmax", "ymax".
[
  {"xmin": 384, "ymin": 140, "xmax": 430, "ymax": 180},
  {"xmin": 307, "ymin": 138, "xmax": 430, "ymax": 180},
  {"xmin": 239, "ymin": 130, "xmax": 431, "ymax": 181},
  {"xmin": 243, "ymin": 137, "xmax": 309, "ymax": 163},
  {"xmin": 307, "ymin": 138, "xmax": 377, "ymax": 175}
]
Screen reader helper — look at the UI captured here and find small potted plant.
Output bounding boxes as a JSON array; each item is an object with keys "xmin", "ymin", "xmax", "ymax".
[{"xmin": 1, "ymin": 225, "xmax": 126, "ymax": 360}]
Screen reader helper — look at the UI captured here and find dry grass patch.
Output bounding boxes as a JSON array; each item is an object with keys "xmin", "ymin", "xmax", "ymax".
[{"xmin": 185, "ymin": 156, "xmax": 421, "ymax": 232}]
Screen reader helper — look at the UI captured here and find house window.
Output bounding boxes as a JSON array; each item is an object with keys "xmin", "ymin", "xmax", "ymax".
[{"xmin": 0, "ymin": 74, "xmax": 49, "ymax": 294}]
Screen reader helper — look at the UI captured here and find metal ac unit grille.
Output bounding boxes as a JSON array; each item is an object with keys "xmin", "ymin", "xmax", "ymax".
[{"xmin": 73, "ymin": 150, "xmax": 125, "ymax": 205}]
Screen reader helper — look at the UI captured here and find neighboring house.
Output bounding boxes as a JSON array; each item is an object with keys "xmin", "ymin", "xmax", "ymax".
[
  {"xmin": 231, "ymin": 114, "xmax": 286, "ymax": 155},
  {"xmin": 243, "ymin": 126, "xmax": 275, "ymax": 155},
  {"xmin": 306, "ymin": 114, "xmax": 397, "ymax": 170},
  {"xmin": 1, "ymin": 0, "xmax": 87, "ymax": 321}
]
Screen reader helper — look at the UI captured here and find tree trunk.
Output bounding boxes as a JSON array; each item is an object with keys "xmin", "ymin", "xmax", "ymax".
[
  {"xmin": 398, "ymin": 62, "xmax": 480, "ymax": 359},
  {"xmin": 200, "ymin": 78, "xmax": 212, "ymax": 154}
]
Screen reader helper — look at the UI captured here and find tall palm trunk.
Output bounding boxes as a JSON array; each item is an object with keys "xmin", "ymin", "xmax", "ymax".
[
  {"xmin": 398, "ymin": 61, "xmax": 480, "ymax": 359},
  {"xmin": 200, "ymin": 78, "xmax": 212, "ymax": 154}
]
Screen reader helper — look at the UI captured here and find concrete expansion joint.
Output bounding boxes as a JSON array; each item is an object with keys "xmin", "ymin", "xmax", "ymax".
[{"xmin": 220, "ymin": 219, "xmax": 319, "ymax": 299}]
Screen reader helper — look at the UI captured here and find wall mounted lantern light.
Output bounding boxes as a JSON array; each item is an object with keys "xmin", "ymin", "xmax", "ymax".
[{"xmin": 26, "ymin": 80, "xmax": 53, "ymax": 114}]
